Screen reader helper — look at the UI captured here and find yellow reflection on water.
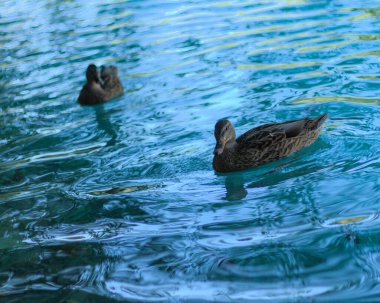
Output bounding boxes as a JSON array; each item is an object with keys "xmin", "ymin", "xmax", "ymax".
[
  {"xmin": 356, "ymin": 75, "xmax": 380, "ymax": 80},
  {"xmin": 294, "ymin": 71, "xmax": 329, "ymax": 79},
  {"xmin": 238, "ymin": 61, "xmax": 321, "ymax": 70},
  {"xmin": 297, "ymin": 40, "xmax": 352, "ymax": 53},
  {"xmin": 293, "ymin": 96, "xmax": 380, "ymax": 104},
  {"xmin": 335, "ymin": 216, "xmax": 367, "ymax": 225},
  {"xmin": 343, "ymin": 50, "xmax": 380, "ymax": 58}
]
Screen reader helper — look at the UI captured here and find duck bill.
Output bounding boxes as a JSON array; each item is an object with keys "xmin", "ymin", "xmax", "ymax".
[{"xmin": 214, "ymin": 140, "xmax": 226, "ymax": 155}]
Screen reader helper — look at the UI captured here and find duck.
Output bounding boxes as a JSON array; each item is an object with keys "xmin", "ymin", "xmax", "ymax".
[
  {"xmin": 213, "ymin": 114, "xmax": 328, "ymax": 173},
  {"xmin": 78, "ymin": 64, "xmax": 123, "ymax": 105}
]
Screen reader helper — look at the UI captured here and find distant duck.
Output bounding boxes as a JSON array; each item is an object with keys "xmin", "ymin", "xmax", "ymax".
[
  {"xmin": 213, "ymin": 114, "xmax": 328, "ymax": 173},
  {"xmin": 78, "ymin": 64, "xmax": 123, "ymax": 105}
]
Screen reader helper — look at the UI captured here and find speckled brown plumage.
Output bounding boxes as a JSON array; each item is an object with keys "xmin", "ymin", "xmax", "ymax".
[
  {"xmin": 213, "ymin": 114, "xmax": 328, "ymax": 173},
  {"xmin": 78, "ymin": 64, "xmax": 123, "ymax": 106}
]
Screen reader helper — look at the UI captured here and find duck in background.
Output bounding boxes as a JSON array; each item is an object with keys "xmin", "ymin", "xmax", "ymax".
[
  {"xmin": 78, "ymin": 64, "xmax": 123, "ymax": 105},
  {"xmin": 213, "ymin": 114, "xmax": 328, "ymax": 173}
]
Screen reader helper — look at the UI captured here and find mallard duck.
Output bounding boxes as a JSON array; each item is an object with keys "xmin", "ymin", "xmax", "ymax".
[
  {"xmin": 213, "ymin": 114, "xmax": 328, "ymax": 173},
  {"xmin": 78, "ymin": 64, "xmax": 123, "ymax": 105}
]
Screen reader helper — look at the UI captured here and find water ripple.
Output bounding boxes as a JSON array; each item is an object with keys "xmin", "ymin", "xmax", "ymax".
[{"xmin": 1, "ymin": 0, "xmax": 380, "ymax": 301}]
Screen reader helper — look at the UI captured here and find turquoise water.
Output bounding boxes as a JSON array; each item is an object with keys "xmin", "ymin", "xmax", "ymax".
[{"xmin": 1, "ymin": 0, "xmax": 380, "ymax": 301}]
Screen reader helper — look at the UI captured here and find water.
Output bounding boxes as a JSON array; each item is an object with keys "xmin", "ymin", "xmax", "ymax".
[{"xmin": 1, "ymin": 0, "xmax": 380, "ymax": 301}]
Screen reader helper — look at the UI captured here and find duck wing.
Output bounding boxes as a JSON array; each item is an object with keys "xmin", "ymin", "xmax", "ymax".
[
  {"xmin": 100, "ymin": 66, "xmax": 121, "ymax": 89},
  {"xmin": 236, "ymin": 115, "xmax": 327, "ymax": 150},
  {"xmin": 237, "ymin": 127, "xmax": 287, "ymax": 150}
]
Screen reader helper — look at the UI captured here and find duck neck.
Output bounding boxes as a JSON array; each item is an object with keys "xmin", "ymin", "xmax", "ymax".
[
  {"xmin": 213, "ymin": 139, "xmax": 237, "ymax": 172},
  {"xmin": 224, "ymin": 139, "xmax": 237, "ymax": 153}
]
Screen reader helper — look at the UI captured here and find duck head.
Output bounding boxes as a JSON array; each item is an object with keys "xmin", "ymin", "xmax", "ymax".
[
  {"xmin": 86, "ymin": 64, "xmax": 102, "ymax": 84},
  {"xmin": 100, "ymin": 65, "xmax": 119, "ymax": 80},
  {"xmin": 214, "ymin": 119, "xmax": 236, "ymax": 155}
]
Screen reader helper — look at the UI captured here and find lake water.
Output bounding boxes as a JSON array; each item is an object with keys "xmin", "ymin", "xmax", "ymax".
[{"xmin": 1, "ymin": 0, "xmax": 380, "ymax": 302}]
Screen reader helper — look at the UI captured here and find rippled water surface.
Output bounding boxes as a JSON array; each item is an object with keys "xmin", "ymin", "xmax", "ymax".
[{"xmin": 1, "ymin": 0, "xmax": 380, "ymax": 301}]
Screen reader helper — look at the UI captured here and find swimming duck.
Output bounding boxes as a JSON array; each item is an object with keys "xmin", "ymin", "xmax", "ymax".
[
  {"xmin": 213, "ymin": 114, "xmax": 328, "ymax": 173},
  {"xmin": 78, "ymin": 64, "xmax": 123, "ymax": 105}
]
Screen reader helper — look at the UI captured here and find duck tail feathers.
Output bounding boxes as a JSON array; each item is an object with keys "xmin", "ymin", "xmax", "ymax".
[{"xmin": 310, "ymin": 113, "xmax": 328, "ymax": 130}]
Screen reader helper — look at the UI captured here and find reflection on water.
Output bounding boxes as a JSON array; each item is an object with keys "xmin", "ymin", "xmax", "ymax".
[
  {"xmin": 94, "ymin": 105, "xmax": 118, "ymax": 147},
  {"xmin": 2, "ymin": 0, "xmax": 380, "ymax": 301},
  {"xmin": 225, "ymin": 175, "xmax": 248, "ymax": 201}
]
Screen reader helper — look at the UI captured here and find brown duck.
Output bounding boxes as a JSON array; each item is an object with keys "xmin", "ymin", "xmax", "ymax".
[
  {"xmin": 78, "ymin": 64, "xmax": 123, "ymax": 105},
  {"xmin": 213, "ymin": 114, "xmax": 328, "ymax": 173}
]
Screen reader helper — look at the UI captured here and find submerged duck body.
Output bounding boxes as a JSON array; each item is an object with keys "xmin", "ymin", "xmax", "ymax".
[
  {"xmin": 213, "ymin": 114, "xmax": 328, "ymax": 173},
  {"xmin": 78, "ymin": 64, "xmax": 123, "ymax": 106}
]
